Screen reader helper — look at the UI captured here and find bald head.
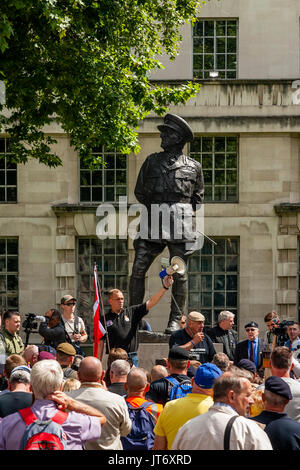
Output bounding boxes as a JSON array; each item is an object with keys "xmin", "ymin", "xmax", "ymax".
[
  {"xmin": 150, "ymin": 365, "xmax": 168, "ymax": 382},
  {"xmin": 126, "ymin": 368, "xmax": 148, "ymax": 394},
  {"xmin": 78, "ymin": 356, "xmax": 103, "ymax": 383}
]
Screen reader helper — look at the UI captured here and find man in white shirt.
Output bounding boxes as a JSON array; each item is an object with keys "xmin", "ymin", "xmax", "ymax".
[
  {"xmin": 60, "ymin": 295, "xmax": 88, "ymax": 355},
  {"xmin": 172, "ymin": 373, "xmax": 272, "ymax": 450}
]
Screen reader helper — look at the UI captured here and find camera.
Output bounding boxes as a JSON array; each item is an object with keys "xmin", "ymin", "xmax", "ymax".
[
  {"xmin": 22, "ymin": 313, "xmax": 39, "ymax": 332},
  {"xmin": 22, "ymin": 313, "xmax": 46, "ymax": 346},
  {"xmin": 22, "ymin": 313, "xmax": 46, "ymax": 332},
  {"xmin": 272, "ymin": 320, "xmax": 294, "ymax": 346}
]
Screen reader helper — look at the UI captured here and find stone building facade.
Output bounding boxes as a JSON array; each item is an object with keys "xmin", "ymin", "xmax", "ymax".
[{"xmin": 1, "ymin": 0, "xmax": 300, "ymax": 345}]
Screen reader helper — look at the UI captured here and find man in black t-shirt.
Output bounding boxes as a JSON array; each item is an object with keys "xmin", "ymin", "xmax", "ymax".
[
  {"xmin": 99, "ymin": 275, "xmax": 174, "ymax": 366},
  {"xmin": 0, "ymin": 366, "xmax": 33, "ymax": 418},
  {"xmin": 169, "ymin": 311, "xmax": 216, "ymax": 364}
]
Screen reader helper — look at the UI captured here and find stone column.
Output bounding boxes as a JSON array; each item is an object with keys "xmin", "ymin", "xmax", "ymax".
[
  {"xmin": 275, "ymin": 204, "xmax": 300, "ymax": 319},
  {"xmin": 55, "ymin": 213, "xmax": 76, "ymax": 305}
]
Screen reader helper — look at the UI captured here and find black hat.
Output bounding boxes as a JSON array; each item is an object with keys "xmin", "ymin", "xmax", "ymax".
[
  {"xmin": 237, "ymin": 359, "xmax": 257, "ymax": 374},
  {"xmin": 265, "ymin": 376, "xmax": 292, "ymax": 401},
  {"xmin": 245, "ymin": 321, "xmax": 259, "ymax": 329},
  {"xmin": 168, "ymin": 345, "xmax": 190, "ymax": 360},
  {"xmin": 157, "ymin": 114, "xmax": 194, "ymax": 143}
]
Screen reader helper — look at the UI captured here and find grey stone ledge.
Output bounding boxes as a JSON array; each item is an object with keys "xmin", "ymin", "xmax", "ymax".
[
  {"xmin": 274, "ymin": 203, "xmax": 300, "ymax": 214},
  {"xmin": 138, "ymin": 330, "xmax": 170, "ymax": 343}
]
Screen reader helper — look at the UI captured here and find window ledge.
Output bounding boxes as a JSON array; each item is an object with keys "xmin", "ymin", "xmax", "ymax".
[
  {"xmin": 51, "ymin": 202, "xmax": 127, "ymax": 214},
  {"xmin": 274, "ymin": 203, "xmax": 300, "ymax": 214}
]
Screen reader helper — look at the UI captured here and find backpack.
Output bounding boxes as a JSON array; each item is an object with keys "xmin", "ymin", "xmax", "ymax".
[
  {"xmin": 121, "ymin": 401, "xmax": 156, "ymax": 450},
  {"xmin": 165, "ymin": 376, "xmax": 192, "ymax": 401},
  {"xmin": 19, "ymin": 407, "xmax": 68, "ymax": 450},
  {"xmin": 38, "ymin": 344, "xmax": 56, "ymax": 357}
]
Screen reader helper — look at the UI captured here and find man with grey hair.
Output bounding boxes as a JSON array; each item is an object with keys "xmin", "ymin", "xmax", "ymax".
[
  {"xmin": 172, "ymin": 373, "xmax": 272, "ymax": 450},
  {"xmin": 0, "ymin": 365, "xmax": 32, "ymax": 417},
  {"xmin": 207, "ymin": 310, "xmax": 238, "ymax": 361},
  {"xmin": 23, "ymin": 344, "xmax": 39, "ymax": 367},
  {"xmin": 66, "ymin": 356, "xmax": 132, "ymax": 450},
  {"xmin": 169, "ymin": 311, "xmax": 216, "ymax": 363},
  {"xmin": 0, "ymin": 359, "xmax": 105, "ymax": 450},
  {"xmin": 108, "ymin": 359, "xmax": 131, "ymax": 396}
]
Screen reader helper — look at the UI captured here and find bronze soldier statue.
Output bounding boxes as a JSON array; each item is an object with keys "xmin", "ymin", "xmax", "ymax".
[{"xmin": 129, "ymin": 114, "xmax": 204, "ymax": 333}]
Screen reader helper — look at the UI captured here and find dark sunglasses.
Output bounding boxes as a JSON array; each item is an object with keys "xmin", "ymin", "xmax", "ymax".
[{"xmin": 65, "ymin": 302, "xmax": 76, "ymax": 306}]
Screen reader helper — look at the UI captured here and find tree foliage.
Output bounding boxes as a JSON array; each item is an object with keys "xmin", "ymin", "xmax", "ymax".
[{"xmin": 0, "ymin": 0, "xmax": 204, "ymax": 167}]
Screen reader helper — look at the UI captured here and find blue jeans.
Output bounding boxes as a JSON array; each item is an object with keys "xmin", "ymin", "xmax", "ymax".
[{"xmin": 128, "ymin": 352, "xmax": 139, "ymax": 367}]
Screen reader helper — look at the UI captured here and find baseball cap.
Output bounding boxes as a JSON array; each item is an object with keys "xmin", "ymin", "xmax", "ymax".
[
  {"xmin": 265, "ymin": 376, "xmax": 292, "ymax": 401},
  {"xmin": 194, "ymin": 363, "xmax": 223, "ymax": 389},
  {"xmin": 188, "ymin": 311, "xmax": 205, "ymax": 322},
  {"xmin": 61, "ymin": 294, "xmax": 76, "ymax": 304},
  {"xmin": 10, "ymin": 365, "xmax": 31, "ymax": 375},
  {"xmin": 56, "ymin": 342, "xmax": 76, "ymax": 356},
  {"xmin": 168, "ymin": 345, "xmax": 190, "ymax": 360}
]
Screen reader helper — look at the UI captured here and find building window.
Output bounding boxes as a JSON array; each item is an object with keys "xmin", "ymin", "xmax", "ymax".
[
  {"xmin": 0, "ymin": 238, "xmax": 18, "ymax": 310},
  {"xmin": 77, "ymin": 238, "xmax": 128, "ymax": 337},
  {"xmin": 190, "ymin": 136, "xmax": 238, "ymax": 202},
  {"xmin": 79, "ymin": 148, "xmax": 127, "ymax": 203},
  {"xmin": 188, "ymin": 236, "xmax": 239, "ymax": 329},
  {"xmin": 193, "ymin": 19, "xmax": 238, "ymax": 79},
  {"xmin": 0, "ymin": 138, "xmax": 17, "ymax": 203}
]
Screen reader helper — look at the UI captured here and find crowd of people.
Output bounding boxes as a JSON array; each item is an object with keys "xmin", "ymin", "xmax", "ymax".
[{"xmin": 0, "ymin": 288, "xmax": 300, "ymax": 451}]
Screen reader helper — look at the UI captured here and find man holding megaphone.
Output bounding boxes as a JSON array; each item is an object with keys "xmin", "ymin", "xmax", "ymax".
[{"xmin": 99, "ymin": 274, "xmax": 174, "ymax": 366}]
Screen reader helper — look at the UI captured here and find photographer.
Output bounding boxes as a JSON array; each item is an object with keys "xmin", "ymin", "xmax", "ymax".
[
  {"xmin": 263, "ymin": 311, "xmax": 280, "ymax": 350},
  {"xmin": 38, "ymin": 309, "xmax": 66, "ymax": 350},
  {"xmin": 269, "ymin": 319, "xmax": 294, "ymax": 348}
]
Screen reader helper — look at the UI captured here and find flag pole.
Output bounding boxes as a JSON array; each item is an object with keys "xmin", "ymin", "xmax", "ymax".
[{"xmin": 94, "ymin": 262, "xmax": 111, "ymax": 355}]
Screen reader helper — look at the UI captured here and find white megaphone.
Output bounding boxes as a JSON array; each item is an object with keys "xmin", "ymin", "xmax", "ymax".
[{"xmin": 159, "ymin": 256, "xmax": 186, "ymax": 279}]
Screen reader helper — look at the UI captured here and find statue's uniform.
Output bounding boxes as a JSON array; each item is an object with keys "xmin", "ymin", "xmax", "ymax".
[{"xmin": 129, "ymin": 150, "xmax": 204, "ymax": 331}]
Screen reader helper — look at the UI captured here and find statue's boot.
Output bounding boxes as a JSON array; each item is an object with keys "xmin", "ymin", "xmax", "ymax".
[{"xmin": 164, "ymin": 274, "xmax": 187, "ymax": 334}]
